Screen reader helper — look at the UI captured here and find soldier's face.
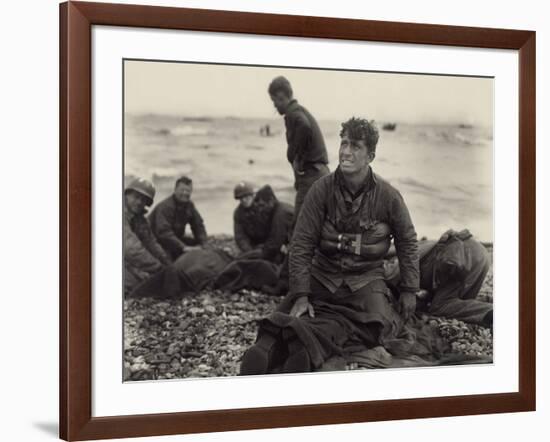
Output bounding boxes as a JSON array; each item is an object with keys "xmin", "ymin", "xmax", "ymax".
[
  {"xmin": 174, "ymin": 183, "xmax": 193, "ymax": 203},
  {"xmin": 339, "ymin": 134, "xmax": 374, "ymax": 175},
  {"xmin": 240, "ymin": 194, "xmax": 254, "ymax": 208},
  {"xmin": 270, "ymin": 92, "xmax": 291, "ymax": 115},
  {"xmin": 125, "ymin": 191, "xmax": 148, "ymax": 215}
]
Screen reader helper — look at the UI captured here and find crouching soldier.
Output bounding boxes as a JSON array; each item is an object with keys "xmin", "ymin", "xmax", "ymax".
[
  {"xmin": 385, "ymin": 229, "xmax": 492, "ymax": 327},
  {"xmin": 124, "ymin": 178, "xmax": 172, "ymax": 296},
  {"xmin": 233, "ymin": 181, "xmax": 294, "ymax": 264},
  {"xmin": 240, "ymin": 117, "xmax": 420, "ymax": 375},
  {"xmin": 149, "ymin": 175, "xmax": 208, "ymax": 260}
]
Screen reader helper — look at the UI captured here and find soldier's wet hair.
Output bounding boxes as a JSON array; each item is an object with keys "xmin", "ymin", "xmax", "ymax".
[
  {"xmin": 340, "ymin": 117, "xmax": 380, "ymax": 154},
  {"xmin": 175, "ymin": 175, "xmax": 193, "ymax": 188},
  {"xmin": 268, "ymin": 76, "xmax": 293, "ymax": 98}
]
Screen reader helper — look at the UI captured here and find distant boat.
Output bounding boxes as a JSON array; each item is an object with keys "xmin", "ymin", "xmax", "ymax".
[
  {"xmin": 382, "ymin": 123, "xmax": 397, "ymax": 131},
  {"xmin": 458, "ymin": 123, "xmax": 474, "ymax": 129}
]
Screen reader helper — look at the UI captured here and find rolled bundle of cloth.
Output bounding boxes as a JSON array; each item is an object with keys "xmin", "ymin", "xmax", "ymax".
[{"xmin": 319, "ymin": 220, "xmax": 391, "ymax": 260}]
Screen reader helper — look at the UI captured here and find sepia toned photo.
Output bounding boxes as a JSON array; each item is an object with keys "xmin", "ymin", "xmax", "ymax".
[{"xmin": 123, "ymin": 59, "xmax": 494, "ymax": 381}]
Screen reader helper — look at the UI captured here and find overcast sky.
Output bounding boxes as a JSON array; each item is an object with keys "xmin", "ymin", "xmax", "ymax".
[{"xmin": 125, "ymin": 59, "xmax": 493, "ymax": 126}]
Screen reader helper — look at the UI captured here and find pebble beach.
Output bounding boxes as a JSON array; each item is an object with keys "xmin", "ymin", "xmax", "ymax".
[{"xmin": 124, "ymin": 237, "xmax": 493, "ymax": 381}]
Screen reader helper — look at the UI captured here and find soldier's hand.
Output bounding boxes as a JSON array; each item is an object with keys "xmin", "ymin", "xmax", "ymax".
[
  {"xmin": 398, "ymin": 291, "xmax": 417, "ymax": 322},
  {"xmin": 290, "ymin": 296, "xmax": 315, "ymax": 318},
  {"xmin": 321, "ymin": 222, "xmax": 339, "ymax": 241}
]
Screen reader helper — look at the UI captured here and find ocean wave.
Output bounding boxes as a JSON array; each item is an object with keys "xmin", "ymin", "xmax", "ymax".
[
  {"xmin": 448, "ymin": 185, "xmax": 476, "ymax": 197},
  {"xmin": 437, "ymin": 129, "xmax": 489, "ymax": 147},
  {"xmin": 151, "ymin": 165, "xmax": 194, "ymax": 183},
  {"xmin": 126, "ymin": 116, "xmax": 493, "ymax": 241},
  {"xmin": 397, "ymin": 177, "xmax": 439, "ymax": 194},
  {"xmin": 172, "ymin": 125, "xmax": 211, "ymax": 136},
  {"xmin": 181, "ymin": 117, "xmax": 214, "ymax": 122}
]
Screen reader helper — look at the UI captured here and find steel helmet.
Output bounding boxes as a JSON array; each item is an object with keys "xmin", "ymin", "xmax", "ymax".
[
  {"xmin": 125, "ymin": 177, "xmax": 156, "ymax": 206},
  {"xmin": 234, "ymin": 181, "xmax": 254, "ymax": 200}
]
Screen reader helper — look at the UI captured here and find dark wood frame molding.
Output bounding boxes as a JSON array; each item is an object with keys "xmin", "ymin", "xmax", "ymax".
[{"xmin": 60, "ymin": 1, "xmax": 536, "ymax": 440}]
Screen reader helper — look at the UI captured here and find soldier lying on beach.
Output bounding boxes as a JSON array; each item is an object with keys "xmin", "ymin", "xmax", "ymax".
[
  {"xmin": 233, "ymin": 182, "xmax": 294, "ymax": 265},
  {"xmin": 384, "ymin": 229, "xmax": 493, "ymax": 327},
  {"xmin": 149, "ymin": 175, "xmax": 208, "ymax": 260},
  {"xmin": 124, "ymin": 178, "xmax": 172, "ymax": 296},
  {"xmin": 240, "ymin": 117, "xmax": 421, "ymax": 375}
]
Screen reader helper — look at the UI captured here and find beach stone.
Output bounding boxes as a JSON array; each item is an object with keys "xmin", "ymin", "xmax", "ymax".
[
  {"xmin": 188, "ymin": 307, "xmax": 204, "ymax": 316},
  {"xmin": 205, "ymin": 305, "xmax": 217, "ymax": 314}
]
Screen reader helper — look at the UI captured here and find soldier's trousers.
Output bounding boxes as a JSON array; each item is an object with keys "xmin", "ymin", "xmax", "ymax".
[
  {"xmin": 293, "ymin": 163, "xmax": 330, "ymax": 227},
  {"xmin": 277, "ymin": 164, "xmax": 330, "ymax": 287}
]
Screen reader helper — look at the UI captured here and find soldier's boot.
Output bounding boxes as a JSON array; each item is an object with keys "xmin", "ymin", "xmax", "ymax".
[
  {"xmin": 282, "ymin": 337, "xmax": 311, "ymax": 373},
  {"xmin": 240, "ymin": 330, "xmax": 283, "ymax": 375}
]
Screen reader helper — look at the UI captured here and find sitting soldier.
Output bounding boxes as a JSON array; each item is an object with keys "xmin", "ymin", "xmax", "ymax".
[
  {"xmin": 124, "ymin": 178, "xmax": 171, "ymax": 296},
  {"xmin": 149, "ymin": 175, "xmax": 208, "ymax": 260},
  {"xmin": 240, "ymin": 117, "xmax": 419, "ymax": 375},
  {"xmin": 233, "ymin": 181, "xmax": 294, "ymax": 265}
]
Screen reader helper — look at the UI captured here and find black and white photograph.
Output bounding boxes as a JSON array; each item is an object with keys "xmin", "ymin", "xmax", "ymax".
[{"xmin": 123, "ymin": 59, "xmax": 494, "ymax": 381}]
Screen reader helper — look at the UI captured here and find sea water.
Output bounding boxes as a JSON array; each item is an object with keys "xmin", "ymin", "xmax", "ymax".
[{"xmin": 125, "ymin": 114, "xmax": 493, "ymax": 242}]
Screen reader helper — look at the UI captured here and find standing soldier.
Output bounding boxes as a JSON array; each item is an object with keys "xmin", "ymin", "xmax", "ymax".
[
  {"xmin": 268, "ymin": 76, "xmax": 330, "ymax": 222},
  {"xmin": 124, "ymin": 177, "xmax": 171, "ymax": 296},
  {"xmin": 149, "ymin": 176, "xmax": 208, "ymax": 260}
]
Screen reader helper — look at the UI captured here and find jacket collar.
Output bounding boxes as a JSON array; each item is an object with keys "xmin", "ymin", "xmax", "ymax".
[
  {"xmin": 284, "ymin": 99, "xmax": 299, "ymax": 115},
  {"xmin": 125, "ymin": 203, "xmax": 149, "ymax": 222},
  {"xmin": 335, "ymin": 165, "xmax": 377, "ymax": 197},
  {"xmin": 172, "ymin": 194, "xmax": 191, "ymax": 208},
  {"xmin": 124, "ymin": 204, "xmax": 135, "ymax": 222}
]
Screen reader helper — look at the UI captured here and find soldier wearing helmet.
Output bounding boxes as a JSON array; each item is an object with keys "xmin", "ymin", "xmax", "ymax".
[
  {"xmin": 234, "ymin": 181, "xmax": 255, "ymax": 209},
  {"xmin": 149, "ymin": 175, "xmax": 208, "ymax": 260},
  {"xmin": 124, "ymin": 177, "xmax": 171, "ymax": 296},
  {"xmin": 233, "ymin": 182, "xmax": 294, "ymax": 264}
]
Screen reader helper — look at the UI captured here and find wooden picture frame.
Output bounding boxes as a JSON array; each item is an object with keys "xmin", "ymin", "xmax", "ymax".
[{"xmin": 59, "ymin": 1, "xmax": 536, "ymax": 440}]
